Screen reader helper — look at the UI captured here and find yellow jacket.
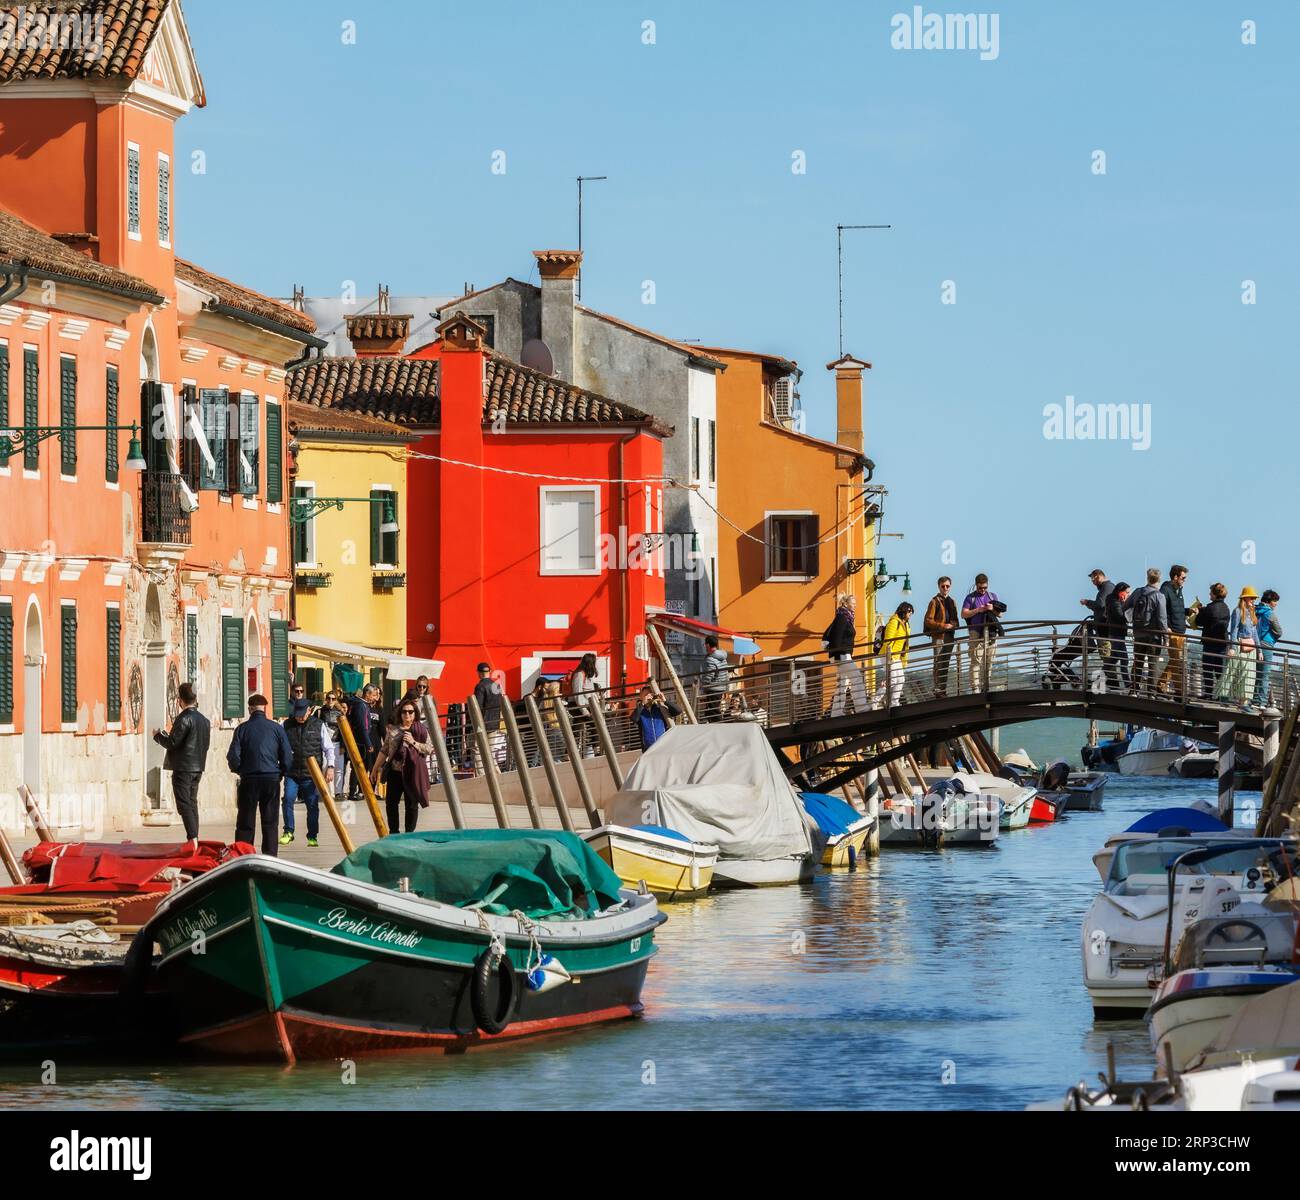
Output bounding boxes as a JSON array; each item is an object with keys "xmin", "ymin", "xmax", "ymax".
[{"xmin": 881, "ymin": 614, "xmax": 910, "ymax": 665}]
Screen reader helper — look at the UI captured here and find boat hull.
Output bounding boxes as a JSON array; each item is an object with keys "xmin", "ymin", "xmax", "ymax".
[
  {"xmin": 1117, "ymin": 750, "xmax": 1181, "ymax": 777},
  {"xmin": 1029, "ymin": 790, "xmax": 1068, "ymax": 823},
  {"xmin": 820, "ymin": 822, "xmax": 874, "ymax": 867},
  {"xmin": 711, "ymin": 854, "xmax": 815, "ymax": 887},
  {"xmin": 1148, "ymin": 969, "xmax": 1300, "ymax": 1071},
  {"xmin": 140, "ymin": 855, "xmax": 663, "ymax": 1063},
  {"xmin": 1064, "ymin": 773, "xmax": 1106, "ymax": 810},
  {"xmin": 583, "ymin": 826, "xmax": 717, "ymax": 900},
  {"xmin": 879, "ymin": 798, "xmax": 1000, "ymax": 847}
]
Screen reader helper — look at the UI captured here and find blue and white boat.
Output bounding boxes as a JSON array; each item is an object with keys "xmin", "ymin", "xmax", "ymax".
[{"xmin": 799, "ymin": 791, "xmax": 875, "ymax": 866}]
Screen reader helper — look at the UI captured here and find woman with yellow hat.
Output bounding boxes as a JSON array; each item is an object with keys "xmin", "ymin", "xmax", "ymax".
[{"xmin": 1221, "ymin": 586, "xmax": 1260, "ymax": 705}]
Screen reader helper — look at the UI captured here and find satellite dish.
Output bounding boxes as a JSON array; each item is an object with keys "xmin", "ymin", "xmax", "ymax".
[{"xmin": 521, "ymin": 339, "xmax": 554, "ymax": 375}]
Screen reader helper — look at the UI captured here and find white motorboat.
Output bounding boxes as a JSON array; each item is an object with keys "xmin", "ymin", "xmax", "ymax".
[
  {"xmin": 945, "ymin": 770, "xmax": 1034, "ymax": 830},
  {"xmin": 1169, "ymin": 748, "xmax": 1218, "ymax": 779},
  {"xmin": 1117, "ymin": 728, "xmax": 1202, "ymax": 777},
  {"xmin": 608, "ymin": 723, "xmax": 815, "ymax": 889},
  {"xmin": 582, "ymin": 824, "xmax": 719, "ymax": 900},
  {"xmin": 1080, "ymin": 831, "xmax": 1274, "ymax": 1017},
  {"xmin": 879, "ymin": 778, "xmax": 1001, "ymax": 847}
]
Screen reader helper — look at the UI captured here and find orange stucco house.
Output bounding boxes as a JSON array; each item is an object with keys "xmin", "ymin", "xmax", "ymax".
[{"xmin": 0, "ymin": 0, "xmax": 322, "ymax": 834}]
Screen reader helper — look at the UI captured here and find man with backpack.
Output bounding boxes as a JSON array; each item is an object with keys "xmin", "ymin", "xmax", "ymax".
[{"xmin": 1125, "ymin": 567, "xmax": 1168, "ymax": 695}]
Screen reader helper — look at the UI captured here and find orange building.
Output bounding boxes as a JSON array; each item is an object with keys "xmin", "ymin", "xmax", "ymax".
[
  {"xmin": 0, "ymin": 0, "xmax": 322, "ymax": 834},
  {"xmin": 704, "ymin": 346, "xmax": 881, "ymax": 662}
]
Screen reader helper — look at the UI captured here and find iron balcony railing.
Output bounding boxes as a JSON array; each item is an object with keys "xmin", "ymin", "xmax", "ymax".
[{"xmin": 139, "ymin": 470, "xmax": 192, "ymax": 545}]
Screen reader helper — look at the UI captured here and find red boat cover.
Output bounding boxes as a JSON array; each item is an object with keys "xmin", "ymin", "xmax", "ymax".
[{"xmin": 13, "ymin": 840, "xmax": 253, "ymax": 893}]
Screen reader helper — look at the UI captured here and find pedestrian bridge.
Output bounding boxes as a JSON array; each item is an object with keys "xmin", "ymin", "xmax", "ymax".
[{"xmin": 674, "ymin": 620, "xmax": 1297, "ymax": 792}]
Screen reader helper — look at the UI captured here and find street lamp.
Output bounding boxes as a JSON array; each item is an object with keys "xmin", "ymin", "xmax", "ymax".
[
  {"xmin": 289, "ymin": 494, "xmax": 400, "ymax": 527},
  {"xmin": 0, "ymin": 422, "xmax": 147, "ymax": 469}
]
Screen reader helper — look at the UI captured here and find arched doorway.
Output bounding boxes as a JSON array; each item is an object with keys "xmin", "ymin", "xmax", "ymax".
[
  {"xmin": 22, "ymin": 600, "xmax": 42, "ymax": 797},
  {"xmin": 140, "ymin": 321, "xmax": 160, "ymax": 383},
  {"xmin": 143, "ymin": 584, "xmax": 166, "ymax": 808},
  {"xmin": 245, "ymin": 613, "xmax": 261, "ymax": 698}
]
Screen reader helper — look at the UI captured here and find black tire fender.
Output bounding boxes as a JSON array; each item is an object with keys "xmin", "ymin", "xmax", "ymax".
[{"xmin": 471, "ymin": 947, "xmax": 518, "ymax": 1035}]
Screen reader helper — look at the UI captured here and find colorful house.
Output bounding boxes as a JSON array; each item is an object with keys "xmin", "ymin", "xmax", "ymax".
[
  {"xmin": 704, "ymin": 346, "xmax": 881, "ymax": 660},
  {"xmin": 286, "ymin": 310, "xmax": 668, "ymax": 707},
  {"xmin": 0, "ymin": 0, "xmax": 322, "ymax": 834}
]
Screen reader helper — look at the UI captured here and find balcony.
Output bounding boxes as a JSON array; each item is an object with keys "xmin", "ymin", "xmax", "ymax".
[{"xmin": 139, "ymin": 471, "xmax": 192, "ymax": 554}]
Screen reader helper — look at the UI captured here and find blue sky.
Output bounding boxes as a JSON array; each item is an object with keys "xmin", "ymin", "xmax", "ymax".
[{"xmin": 176, "ymin": 0, "xmax": 1299, "ymax": 619}]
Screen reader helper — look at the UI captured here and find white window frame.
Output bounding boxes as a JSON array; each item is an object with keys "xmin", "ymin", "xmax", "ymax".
[
  {"xmin": 707, "ymin": 418, "xmax": 716, "ymax": 485},
  {"xmin": 157, "ymin": 151, "xmax": 171, "ymax": 248},
  {"xmin": 369, "ymin": 481, "xmax": 396, "ymax": 571},
  {"xmin": 763, "ymin": 508, "xmax": 818, "ymax": 583},
  {"xmin": 126, "ymin": 142, "xmax": 142, "ymax": 241},
  {"xmin": 58, "ymin": 352, "xmax": 78, "ymax": 484},
  {"xmin": 294, "ymin": 481, "xmax": 317, "ymax": 568},
  {"xmin": 538, "ymin": 485, "xmax": 601, "ymax": 577}
]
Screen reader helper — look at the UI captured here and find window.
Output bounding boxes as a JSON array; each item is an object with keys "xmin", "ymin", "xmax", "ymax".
[
  {"xmin": 690, "ymin": 416, "xmax": 700, "ymax": 482},
  {"xmin": 0, "ymin": 341, "xmax": 8, "ymax": 467},
  {"xmin": 140, "ymin": 381, "xmax": 171, "ymax": 473},
  {"xmin": 293, "ymin": 483, "xmax": 315, "ymax": 566},
  {"xmin": 0, "ymin": 601, "xmax": 11, "ymax": 725},
  {"xmin": 59, "ymin": 355, "xmax": 77, "ymax": 477},
  {"xmin": 157, "ymin": 153, "xmax": 170, "ymax": 246},
  {"xmin": 127, "ymin": 144, "xmax": 140, "ymax": 238},
  {"xmin": 540, "ymin": 487, "xmax": 598, "ymax": 574},
  {"xmin": 185, "ymin": 612, "xmax": 198, "ymax": 683},
  {"xmin": 221, "ymin": 616, "xmax": 244, "ymax": 720},
  {"xmin": 237, "ymin": 392, "xmax": 259, "ymax": 496},
  {"xmin": 265, "ymin": 400, "xmax": 282, "ymax": 503},
  {"xmin": 23, "ymin": 347, "xmax": 38, "ymax": 472},
  {"xmin": 369, "ymin": 487, "xmax": 398, "ymax": 567},
  {"xmin": 270, "ymin": 619, "xmax": 290, "ymax": 717},
  {"xmin": 105, "ymin": 365, "xmax": 119, "ymax": 483},
  {"xmin": 765, "ymin": 513, "xmax": 819, "ymax": 579},
  {"xmin": 707, "ymin": 418, "xmax": 716, "ymax": 485},
  {"xmin": 60, "ymin": 603, "xmax": 77, "ymax": 724},
  {"xmin": 106, "ymin": 607, "xmax": 121, "ymax": 725},
  {"xmin": 198, "ymin": 388, "xmax": 229, "ymax": 490}
]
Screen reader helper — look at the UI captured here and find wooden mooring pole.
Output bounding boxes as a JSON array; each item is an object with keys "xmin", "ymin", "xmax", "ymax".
[
  {"xmin": 0, "ymin": 825, "xmax": 24, "ymax": 884},
  {"xmin": 1218, "ymin": 721, "xmax": 1236, "ymax": 826},
  {"xmin": 18, "ymin": 785, "xmax": 53, "ymax": 843},
  {"xmin": 467, "ymin": 694, "xmax": 511, "ymax": 829},
  {"xmin": 308, "ymin": 756, "xmax": 355, "ymax": 856},
  {"xmin": 553, "ymin": 697, "xmax": 602, "ymax": 829},
  {"xmin": 646, "ymin": 623, "xmax": 697, "ymax": 724},
  {"xmin": 421, "ymin": 696, "xmax": 466, "ymax": 830},
  {"xmin": 525, "ymin": 694, "xmax": 575, "ymax": 832},
  {"xmin": 336, "ymin": 715, "xmax": 388, "ymax": 839},
  {"xmin": 587, "ymin": 695, "xmax": 625, "ymax": 790},
  {"xmin": 500, "ymin": 699, "xmax": 543, "ymax": 828}
]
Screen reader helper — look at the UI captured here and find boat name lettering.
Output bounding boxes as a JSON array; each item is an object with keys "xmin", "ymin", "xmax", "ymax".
[
  {"xmin": 319, "ymin": 906, "xmax": 422, "ymax": 948},
  {"xmin": 159, "ymin": 906, "xmax": 219, "ymax": 950}
]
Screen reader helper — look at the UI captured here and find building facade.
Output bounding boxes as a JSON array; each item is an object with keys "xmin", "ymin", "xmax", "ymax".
[{"xmin": 0, "ymin": 0, "xmax": 321, "ymax": 835}]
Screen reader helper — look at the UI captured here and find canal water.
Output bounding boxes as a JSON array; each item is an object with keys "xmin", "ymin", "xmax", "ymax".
[{"xmin": 0, "ymin": 719, "xmax": 1245, "ymax": 1110}]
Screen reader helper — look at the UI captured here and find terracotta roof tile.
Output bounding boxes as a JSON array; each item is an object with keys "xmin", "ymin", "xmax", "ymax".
[
  {"xmin": 0, "ymin": 203, "xmax": 160, "ymax": 299},
  {"xmin": 0, "ymin": 0, "xmax": 172, "ymax": 85},
  {"xmin": 175, "ymin": 258, "xmax": 319, "ymax": 337},
  {"xmin": 285, "ymin": 399, "xmax": 415, "ymax": 441},
  {"xmin": 345, "ymin": 313, "xmax": 411, "ymax": 342}
]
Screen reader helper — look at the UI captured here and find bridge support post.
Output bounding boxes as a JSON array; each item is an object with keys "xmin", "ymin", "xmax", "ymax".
[
  {"xmin": 865, "ymin": 768, "xmax": 880, "ymax": 856},
  {"xmin": 1218, "ymin": 721, "xmax": 1236, "ymax": 826},
  {"xmin": 1262, "ymin": 708, "xmax": 1281, "ymax": 798}
]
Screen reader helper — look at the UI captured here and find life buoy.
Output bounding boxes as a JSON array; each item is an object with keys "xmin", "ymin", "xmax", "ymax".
[{"xmin": 471, "ymin": 947, "xmax": 518, "ymax": 1035}]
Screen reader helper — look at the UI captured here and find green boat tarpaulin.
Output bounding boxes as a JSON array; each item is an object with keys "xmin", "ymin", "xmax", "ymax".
[{"xmin": 332, "ymin": 830, "xmax": 625, "ymax": 919}]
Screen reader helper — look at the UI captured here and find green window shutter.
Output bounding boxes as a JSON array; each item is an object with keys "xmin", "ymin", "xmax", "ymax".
[
  {"xmin": 0, "ymin": 601, "xmax": 12, "ymax": 725},
  {"xmin": 106, "ymin": 607, "xmax": 121, "ymax": 724},
  {"xmin": 198, "ymin": 388, "xmax": 228, "ymax": 490},
  {"xmin": 303, "ymin": 666, "xmax": 324, "ymax": 697},
  {"xmin": 265, "ymin": 400, "xmax": 282, "ymax": 504},
  {"xmin": 384, "ymin": 491, "xmax": 399, "ymax": 565},
  {"xmin": 221, "ymin": 616, "xmax": 244, "ymax": 719},
  {"xmin": 60, "ymin": 605, "xmax": 77, "ymax": 724},
  {"xmin": 23, "ymin": 348, "xmax": 39, "ymax": 472},
  {"xmin": 186, "ymin": 612, "xmax": 198, "ymax": 683},
  {"xmin": 270, "ymin": 619, "xmax": 290, "ymax": 717},
  {"xmin": 369, "ymin": 490, "xmax": 383, "ymax": 565},
  {"xmin": 0, "ymin": 343, "xmax": 9, "ymax": 466},
  {"xmin": 292, "ymin": 486, "xmax": 309, "ymax": 565},
  {"xmin": 179, "ymin": 385, "xmax": 199, "ymax": 490},
  {"xmin": 141, "ymin": 381, "xmax": 170, "ymax": 473},
  {"xmin": 59, "ymin": 357, "xmax": 77, "ymax": 476},
  {"xmin": 105, "ymin": 365, "xmax": 119, "ymax": 483},
  {"xmin": 239, "ymin": 393, "xmax": 259, "ymax": 496}
]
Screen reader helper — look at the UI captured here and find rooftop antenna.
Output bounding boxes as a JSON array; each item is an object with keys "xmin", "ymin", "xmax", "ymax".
[
  {"xmin": 378, "ymin": 284, "xmax": 390, "ymax": 315},
  {"xmin": 291, "ymin": 284, "xmax": 304, "ymax": 312},
  {"xmin": 837, "ymin": 223, "xmax": 890, "ymax": 358},
  {"xmin": 577, "ymin": 175, "xmax": 607, "ymax": 302}
]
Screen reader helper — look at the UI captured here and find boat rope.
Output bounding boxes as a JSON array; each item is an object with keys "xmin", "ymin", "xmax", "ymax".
[
  {"xmin": 510, "ymin": 909, "xmax": 544, "ymax": 979},
  {"xmin": 473, "ymin": 909, "xmax": 507, "ymax": 965}
]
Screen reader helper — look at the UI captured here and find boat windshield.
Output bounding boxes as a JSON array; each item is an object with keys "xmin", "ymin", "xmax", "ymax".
[{"xmin": 1111, "ymin": 839, "xmax": 1298, "ymax": 884}]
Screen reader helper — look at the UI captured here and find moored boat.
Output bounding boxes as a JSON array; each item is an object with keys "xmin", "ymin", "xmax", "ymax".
[
  {"xmin": 583, "ymin": 823, "xmax": 718, "ymax": 900},
  {"xmin": 1117, "ymin": 729, "xmax": 1196, "ymax": 777},
  {"xmin": 799, "ymin": 791, "xmax": 875, "ymax": 866},
  {"xmin": 879, "ymin": 779, "xmax": 1001, "ymax": 847},
  {"xmin": 131, "ymin": 830, "xmax": 664, "ymax": 1063},
  {"xmin": 1064, "ymin": 771, "xmax": 1107, "ymax": 810}
]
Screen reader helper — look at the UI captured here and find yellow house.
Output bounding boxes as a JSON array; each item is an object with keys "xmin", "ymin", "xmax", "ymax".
[
  {"xmin": 703, "ymin": 347, "xmax": 882, "ymax": 661},
  {"xmin": 286, "ymin": 402, "xmax": 432, "ymax": 704}
]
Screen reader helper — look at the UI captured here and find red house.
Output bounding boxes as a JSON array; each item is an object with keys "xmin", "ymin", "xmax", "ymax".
[{"xmin": 286, "ymin": 310, "xmax": 668, "ymax": 703}]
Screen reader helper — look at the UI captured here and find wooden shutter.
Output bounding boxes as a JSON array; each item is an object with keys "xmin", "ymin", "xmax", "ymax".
[
  {"xmin": 23, "ymin": 348, "xmax": 38, "ymax": 472},
  {"xmin": 369, "ymin": 490, "xmax": 383, "ymax": 565},
  {"xmin": 221, "ymin": 616, "xmax": 244, "ymax": 719},
  {"xmin": 186, "ymin": 612, "xmax": 198, "ymax": 683},
  {"xmin": 179, "ymin": 384, "xmax": 199, "ymax": 490},
  {"xmin": 803, "ymin": 514, "xmax": 820, "ymax": 577},
  {"xmin": 106, "ymin": 607, "xmax": 121, "ymax": 724},
  {"xmin": 127, "ymin": 145, "xmax": 140, "ymax": 236},
  {"xmin": 60, "ymin": 605, "xmax": 77, "ymax": 724},
  {"xmin": 141, "ymin": 380, "xmax": 169, "ymax": 473},
  {"xmin": 198, "ymin": 388, "xmax": 226, "ymax": 490},
  {"xmin": 59, "ymin": 357, "xmax": 77, "ymax": 476},
  {"xmin": 270, "ymin": 619, "xmax": 290, "ymax": 717},
  {"xmin": 0, "ymin": 601, "xmax": 12, "ymax": 725},
  {"xmin": 224, "ymin": 390, "xmax": 240, "ymax": 493},
  {"xmin": 292, "ymin": 491, "xmax": 308, "ymax": 565},
  {"xmin": 265, "ymin": 400, "xmax": 282, "ymax": 504},
  {"xmin": 105, "ymin": 365, "xmax": 119, "ymax": 483},
  {"xmin": 384, "ymin": 491, "xmax": 399, "ymax": 565},
  {"xmin": 0, "ymin": 343, "xmax": 9, "ymax": 466},
  {"xmin": 239, "ymin": 393, "xmax": 259, "ymax": 496}
]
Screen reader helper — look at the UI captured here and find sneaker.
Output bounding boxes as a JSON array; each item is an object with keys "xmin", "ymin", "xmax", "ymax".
[
  {"xmin": 307, "ymin": 837, "xmax": 319, "ymax": 848},
  {"xmin": 279, "ymin": 831, "xmax": 294, "ymax": 846}
]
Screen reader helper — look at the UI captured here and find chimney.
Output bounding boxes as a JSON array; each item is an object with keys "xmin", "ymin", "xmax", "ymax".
[
  {"xmin": 533, "ymin": 249, "xmax": 581, "ymax": 381},
  {"xmin": 346, "ymin": 286, "xmax": 411, "ymax": 356},
  {"xmin": 826, "ymin": 353, "xmax": 871, "ymax": 452}
]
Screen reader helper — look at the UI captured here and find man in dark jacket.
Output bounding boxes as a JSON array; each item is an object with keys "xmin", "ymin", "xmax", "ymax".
[
  {"xmin": 1081, "ymin": 569, "xmax": 1115, "ymax": 628},
  {"xmin": 1101, "ymin": 583, "xmax": 1131, "ymax": 693},
  {"xmin": 633, "ymin": 684, "xmax": 680, "ymax": 750},
  {"xmin": 1198, "ymin": 583, "xmax": 1232, "ymax": 699},
  {"xmin": 152, "ymin": 681, "xmax": 210, "ymax": 839},
  {"xmin": 226, "ymin": 694, "xmax": 293, "ymax": 855},
  {"xmin": 342, "ymin": 685, "xmax": 380, "ymax": 799},
  {"xmin": 1125, "ymin": 567, "xmax": 1169, "ymax": 694},
  {"xmin": 924, "ymin": 576, "xmax": 959, "ymax": 696},
  {"xmin": 1157, "ymin": 564, "xmax": 1189, "ymax": 696},
  {"xmin": 280, "ymin": 699, "xmax": 331, "ymax": 848}
]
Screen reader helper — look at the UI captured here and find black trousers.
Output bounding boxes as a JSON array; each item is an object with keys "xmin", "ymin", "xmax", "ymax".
[
  {"xmin": 172, "ymin": 770, "xmax": 203, "ymax": 840},
  {"xmin": 384, "ymin": 770, "xmax": 420, "ymax": 834},
  {"xmin": 236, "ymin": 775, "xmax": 281, "ymax": 856},
  {"xmin": 1201, "ymin": 646, "xmax": 1226, "ymax": 698}
]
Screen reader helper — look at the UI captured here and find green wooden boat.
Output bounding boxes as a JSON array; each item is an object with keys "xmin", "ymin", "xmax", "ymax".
[{"xmin": 128, "ymin": 830, "xmax": 665, "ymax": 1063}]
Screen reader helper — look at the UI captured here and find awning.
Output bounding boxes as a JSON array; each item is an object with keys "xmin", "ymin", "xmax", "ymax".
[
  {"xmin": 646, "ymin": 612, "xmax": 762, "ymax": 657},
  {"xmin": 538, "ymin": 655, "xmax": 582, "ymax": 679},
  {"xmin": 288, "ymin": 630, "xmax": 444, "ymax": 680}
]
